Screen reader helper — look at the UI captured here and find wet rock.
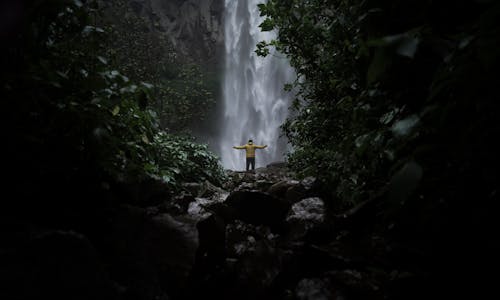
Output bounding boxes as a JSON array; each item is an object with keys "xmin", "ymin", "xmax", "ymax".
[
  {"xmin": 181, "ymin": 182, "xmax": 203, "ymax": 197},
  {"xmin": 300, "ymin": 176, "xmax": 318, "ymax": 190},
  {"xmin": 226, "ymin": 221, "xmax": 276, "ymax": 258},
  {"xmin": 159, "ymin": 192, "xmax": 196, "ymax": 215},
  {"xmin": 256, "ymin": 162, "xmax": 293, "ymax": 180},
  {"xmin": 287, "ymin": 198, "xmax": 326, "ymax": 224},
  {"xmin": 286, "ymin": 198, "xmax": 327, "ymax": 240},
  {"xmin": 285, "ymin": 183, "xmax": 309, "ymax": 205},
  {"xmin": 179, "ymin": 181, "xmax": 226, "ymax": 201},
  {"xmin": 199, "ymin": 180, "xmax": 226, "ymax": 199},
  {"xmin": 235, "ymin": 239, "xmax": 284, "ymax": 291},
  {"xmin": 255, "ymin": 179, "xmax": 275, "ymax": 192},
  {"xmin": 223, "ymin": 170, "xmax": 249, "ymax": 190},
  {"xmin": 187, "ymin": 195, "xmax": 227, "ymax": 221},
  {"xmin": 242, "ymin": 171, "xmax": 258, "ymax": 182},
  {"xmin": 268, "ymin": 180, "xmax": 300, "ymax": 200},
  {"xmin": 235, "ymin": 181, "xmax": 257, "ymax": 191},
  {"xmin": 295, "ymin": 278, "xmax": 336, "ymax": 300}
]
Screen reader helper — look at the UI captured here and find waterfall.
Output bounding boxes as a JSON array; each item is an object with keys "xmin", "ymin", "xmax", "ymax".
[{"xmin": 218, "ymin": 0, "xmax": 295, "ymax": 170}]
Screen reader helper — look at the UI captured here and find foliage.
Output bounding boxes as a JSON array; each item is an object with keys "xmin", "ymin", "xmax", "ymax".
[
  {"xmin": 1, "ymin": 0, "xmax": 225, "ymax": 202},
  {"xmin": 257, "ymin": 0, "xmax": 389, "ymax": 208},
  {"xmin": 258, "ymin": 0, "xmax": 500, "ymax": 212},
  {"xmin": 146, "ymin": 132, "xmax": 227, "ymax": 188},
  {"xmin": 97, "ymin": 0, "xmax": 216, "ymax": 132},
  {"xmin": 158, "ymin": 64, "xmax": 217, "ymax": 132},
  {"xmin": 256, "ymin": 2, "xmax": 500, "ymax": 296}
]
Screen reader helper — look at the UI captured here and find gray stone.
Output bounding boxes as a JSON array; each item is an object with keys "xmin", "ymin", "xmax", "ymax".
[
  {"xmin": 268, "ymin": 180, "xmax": 300, "ymax": 199},
  {"xmin": 127, "ymin": 0, "xmax": 224, "ymax": 67}
]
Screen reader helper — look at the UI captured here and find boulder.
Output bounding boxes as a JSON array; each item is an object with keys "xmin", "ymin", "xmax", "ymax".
[
  {"xmin": 181, "ymin": 182, "xmax": 204, "ymax": 197},
  {"xmin": 267, "ymin": 180, "xmax": 300, "ymax": 199},
  {"xmin": 105, "ymin": 205, "xmax": 198, "ymax": 299},
  {"xmin": 286, "ymin": 198, "xmax": 327, "ymax": 240},
  {"xmin": 193, "ymin": 213, "xmax": 227, "ymax": 272},
  {"xmin": 235, "ymin": 181, "xmax": 257, "ymax": 191},
  {"xmin": 223, "ymin": 190, "xmax": 291, "ymax": 234},
  {"xmin": 226, "ymin": 221, "xmax": 276, "ymax": 258},
  {"xmin": 285, "ymin": 183, "xmax": 308, "ymax": 205},
  {"xmin": 199, "ymin": 180, "xmax": 225, "ymax": 199},
  {"xmin": 167, "ymin": 192, "xmax": 196, "ymax": 215},
  {"xmin": 255, "ymin": 180, "xmax": 275, "ymax": 192},
  {"xmin": 295, "ymin": 277, "xmax": 335, "ymax": 300}
]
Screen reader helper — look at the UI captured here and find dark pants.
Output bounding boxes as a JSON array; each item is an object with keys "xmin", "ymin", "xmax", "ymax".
[{"xmin": 246, "ymin": 157, "xmax": 255, "ymax": 171}]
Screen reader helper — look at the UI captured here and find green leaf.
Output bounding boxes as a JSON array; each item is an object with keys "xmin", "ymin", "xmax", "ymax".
[
  {"xmin": 97, "ymin": 56, "xmax": 108, "ymax": 65},
  {"xmin": 112, "ymin": 105, "xmax": 120, "ymax": 116},
  {"xmin": 259, "ymin": 18, "xmax": 275, "ymax": 31}
]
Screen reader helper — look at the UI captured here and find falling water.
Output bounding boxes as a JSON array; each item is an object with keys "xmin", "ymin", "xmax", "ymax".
[{"xmin": 218, "ymin": 0, "xmax": 295, "ymax": 170}]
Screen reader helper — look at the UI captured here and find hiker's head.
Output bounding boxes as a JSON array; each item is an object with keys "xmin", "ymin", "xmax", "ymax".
[{"xmin": 248, "ymin": 139, "xmax": 253, "ymax": 144}]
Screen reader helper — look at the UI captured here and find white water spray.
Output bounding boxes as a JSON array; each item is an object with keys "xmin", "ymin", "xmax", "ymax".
[{"xmin": 218, "ymin": 0, "xmax": 295, "ymax": 170}]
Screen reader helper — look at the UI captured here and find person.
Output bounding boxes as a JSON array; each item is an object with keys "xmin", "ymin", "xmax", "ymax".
[{"xmin": 233, "ymin": 139, "xmax": 267, "ymax": 171}]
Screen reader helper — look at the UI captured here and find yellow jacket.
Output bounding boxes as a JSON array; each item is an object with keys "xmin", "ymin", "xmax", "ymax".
[{"xmin": 233, "ymin": 143, "xmax": 267, "ymax": 158}]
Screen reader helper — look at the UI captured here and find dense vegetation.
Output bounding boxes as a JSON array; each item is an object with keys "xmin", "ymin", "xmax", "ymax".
[
  {"xmin": 258, "ymin": 0, "xmax": 500, "ymax": 297},
  {"xmin": 1, "ymin": 0, "xmax": 225, "ymax": 217},
  {"xmin": 2, "ymin": 0, "xmax": 499, "ymax": 299},
  {"xmin": 98, "ymin": 0, "xmax": 219, "ymax": 132}
]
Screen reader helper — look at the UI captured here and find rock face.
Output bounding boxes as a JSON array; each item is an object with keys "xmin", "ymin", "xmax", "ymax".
[{"xmin": 127, "ymin": 0, "xmax": 224, "ymax": 67}]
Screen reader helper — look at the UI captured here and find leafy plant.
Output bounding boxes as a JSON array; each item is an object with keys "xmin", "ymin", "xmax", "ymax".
[
  {"xmin": 1, "ymin": 0, "xmax": 226, "ymax": 203},
  {"xmin": 257, "ymin": 0, "xmax": 500, "ymax": 214},
  {"xmin": 147, "ymin": 132, "xmax": 227, "ymax": 188},
  {"xmin": 97, "ymin": 0, "xmax": 217, "ymax": 133}
]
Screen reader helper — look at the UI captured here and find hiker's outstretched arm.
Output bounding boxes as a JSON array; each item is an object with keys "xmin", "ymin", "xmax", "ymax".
[
  {"xmin": 255, "ymin": 145, "xmax": 267, "ymax": 149},
  {"xmin": 233, "ymin": 145, "xmax": 246, "ymax": 149}
]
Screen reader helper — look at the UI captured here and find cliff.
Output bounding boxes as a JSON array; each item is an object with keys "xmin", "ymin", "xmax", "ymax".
[{"xmin": 127, "ymin": 0, "xmax": 225, "ymax": 68}]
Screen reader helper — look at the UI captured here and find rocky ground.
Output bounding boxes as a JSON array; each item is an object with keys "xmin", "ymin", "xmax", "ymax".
[
  {"xmin": 0, "ymin": 162, "xmax": 467, "ymax": 300},
  {"xmin": 180, "ymin": 164, "xmax": 398, "ymax": 300}
]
